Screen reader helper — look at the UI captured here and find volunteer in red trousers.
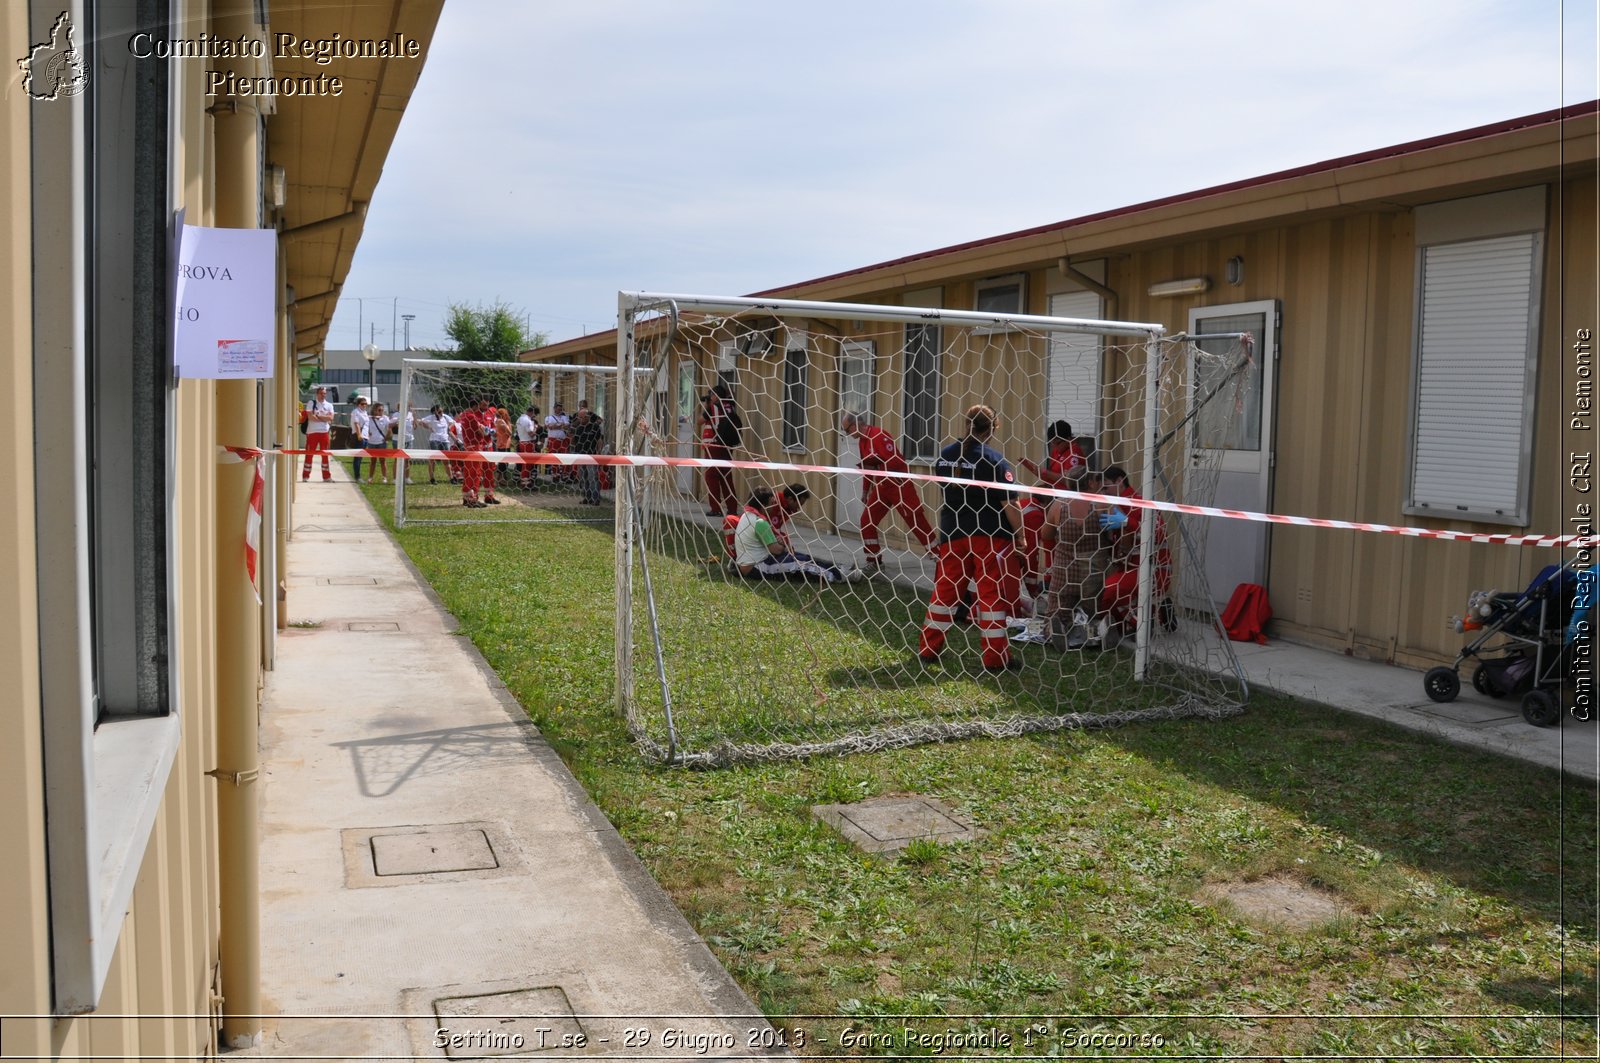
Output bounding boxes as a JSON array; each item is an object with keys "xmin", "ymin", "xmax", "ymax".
[
  {"xmin": 841, "ymin": 410, "xmax": 936, "ymax": 572},
  {"xmin": 699, "ymin": 383, "xmax": 743, "ymax": 517},
  {"xmin": 544, "ymin": 402, "xmax": 572, "ymax": 483},
  {"xmin": 918, "ymin": 405, "xmax": 1023, "ymax": 672},
  {"xmin": 1098, "ymin": 464, "xmax": 1169, "ymax": 628},
  {"xmin": 456, "ymin": 397, "xmax": 501, "ymax": 508},
  {"xmin": 302, "ymin": 385, "xmax": 335, "ymax": 481},
  {"xmin": 1017, "ymin": 420, "xmax": 1086, "ymax": 598}
]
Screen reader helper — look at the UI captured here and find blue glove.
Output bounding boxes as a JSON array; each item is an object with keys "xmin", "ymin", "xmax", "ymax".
[{"xmin": 1098, "ymin": 508, "xmax": 1128, "ymax": 530}]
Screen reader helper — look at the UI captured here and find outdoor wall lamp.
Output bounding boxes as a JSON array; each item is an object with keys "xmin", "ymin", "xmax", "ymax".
[
  {"xmin": 1225, "ymin": 255, "xmax": 1245, "ymax": 285},
  {"xmin": 1147, "ymin": 277, "xmax": 1210, "ymax": 298}
]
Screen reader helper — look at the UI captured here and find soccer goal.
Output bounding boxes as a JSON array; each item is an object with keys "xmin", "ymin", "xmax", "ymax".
[
  {"xmin": 613, "ymin": 291, "xmax": 1257, "ymax": 767},
  {"xmin": 393, "ymin": 357, "xmax": 652, "ymax": 528}
]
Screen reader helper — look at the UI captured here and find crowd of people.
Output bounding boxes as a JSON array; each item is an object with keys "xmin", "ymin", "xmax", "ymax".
[
  {"xmin": 695, "ymin": 386, "xmax": 1161, "ymax": 672},
  {"xmin": 306, "ymin": 392, "xmax": 610, "ymax": 509}
]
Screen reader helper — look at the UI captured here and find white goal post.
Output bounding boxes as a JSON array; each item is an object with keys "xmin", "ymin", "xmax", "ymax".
[{"xmin": 613, "ymin": 291, "xmax": 1255, "ymax": 767}]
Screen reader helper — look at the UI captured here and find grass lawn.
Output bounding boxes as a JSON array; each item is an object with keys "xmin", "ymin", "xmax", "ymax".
[{"xmin": 361, "ymin": 475, "xmax": 1598, "ymax": 1058}]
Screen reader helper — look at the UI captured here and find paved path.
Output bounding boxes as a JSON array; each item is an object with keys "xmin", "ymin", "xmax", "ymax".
[{"xmin": 255, "ymin": 466, "xmax": 784, "ymax": 1061}]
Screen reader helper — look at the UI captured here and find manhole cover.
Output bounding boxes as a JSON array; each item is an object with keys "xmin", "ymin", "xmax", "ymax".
[
  {"xmin": 432, "ymin": 986, "xmax": 583, "ymax": 1058},
  {"xmin": 346, "ymin": 621, "xmax": 401, "ymax": 632},
  {"xmin": 372, "ymin": 829, "xmax": 498, "ymax": 876},
  {"xmin": 1201, "ymin": 874, "xmax": 1347, "ymax": 930},
  {"xmin": 812, "ymin": 795, "xmax": 981, "ymax": 854}
]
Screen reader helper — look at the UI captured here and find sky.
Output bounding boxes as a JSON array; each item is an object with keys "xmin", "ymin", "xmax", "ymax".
[{"xmin": 325, "ymin": 0, "xmax": 1599, "ymax": 353}]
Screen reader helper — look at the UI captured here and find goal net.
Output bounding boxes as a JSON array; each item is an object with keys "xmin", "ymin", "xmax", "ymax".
[
  {"xmin": 613, "ymin": 292, "xmax": 1256, "ymax": 768},
  {"xmin": 394, "ymin": 357, "xmax": 649, "ymax": 527}
]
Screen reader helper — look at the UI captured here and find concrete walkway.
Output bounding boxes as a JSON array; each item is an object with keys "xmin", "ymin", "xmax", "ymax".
[{"xmin": 255, "ymin": 464, "xmax": 782, "ymax": 1061}]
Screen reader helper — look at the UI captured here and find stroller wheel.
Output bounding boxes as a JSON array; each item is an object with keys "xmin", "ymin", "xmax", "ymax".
[
  {"xmin": 1423, "ymin": 666, "xmax": 1460, "ymax": 703},
  {"xmin": 1471, "ymin": 662, "xmax": 1504, "ymax": 698},
  {"xmin": 1521, "ymin": 689, "xmax": 1559, "ymax": 727}
]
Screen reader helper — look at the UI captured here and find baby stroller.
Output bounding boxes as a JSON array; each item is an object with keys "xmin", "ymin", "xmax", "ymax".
[{"xmin": 1423, "ymin": 561, "xmax": 1591, "ymax": 726}]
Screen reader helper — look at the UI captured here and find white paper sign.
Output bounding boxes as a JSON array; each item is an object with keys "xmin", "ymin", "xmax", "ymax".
[{"xmin": 172, "ymin": 224, "xmax": 277, "ymax": 379}]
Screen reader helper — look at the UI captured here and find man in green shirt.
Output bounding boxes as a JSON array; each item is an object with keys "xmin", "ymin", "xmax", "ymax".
[{"xmin": 732, "ymin": 486, "xmax": 857, "ymax": 584}]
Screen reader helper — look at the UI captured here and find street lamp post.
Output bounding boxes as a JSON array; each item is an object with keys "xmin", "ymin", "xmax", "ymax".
[
  {"xmin": 401, "ymin": 313, "xmax": 415, "ymax": 351},
  {"xmin": 362, "ymin": 341, "xmax": 380, "ymax": 407}
]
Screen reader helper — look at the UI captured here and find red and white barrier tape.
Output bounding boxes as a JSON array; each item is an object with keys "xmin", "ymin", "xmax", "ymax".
[
  {"xmin": 259, "ymin": 445, "xmax": 1595, "ymax": 551},
  {"xmin": 218, "ymin": 446, "xmax": 265, "ymax": 603}
]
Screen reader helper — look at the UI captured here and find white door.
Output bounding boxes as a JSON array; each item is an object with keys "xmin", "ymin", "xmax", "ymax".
[
  {"xmin": 1188, "ymin": 299, "xmax": 1278, "ymax": 610},
  {"xmin": 675, "ymin": 361, "xmax": 696, "ymax": 496},
  {"xmin": 833, "ymin": 340, "xmax": 876, "ymax": 530},
  {"xmin": 1046, "ymin": 290, "xmax": 1103, "ymax": 440}
]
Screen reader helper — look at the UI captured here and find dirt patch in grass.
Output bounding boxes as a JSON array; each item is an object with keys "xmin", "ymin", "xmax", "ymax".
[{"xmin": 1200, "ymin": 873, "xmax": 1350, "ymax": 930}]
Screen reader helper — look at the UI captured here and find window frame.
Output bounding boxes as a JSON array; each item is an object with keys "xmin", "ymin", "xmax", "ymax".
[
  {"xmin": 781, "ymin": 334, "xmax": 808, "ymax": 451},
  {"xmin": 1403, "ymin": 188, "xmax": 1546, "ymax": 526},
  {"xmin": 900, "ymin": 322, "xmax": 942, "ymax": 463},
  {"xmin": 972, "ymin": 272, "xmax": 1027, "ymax": 335},
  {"xmin": 34, "ymin": 0, "xmax": 181, "ymax": 1015}
]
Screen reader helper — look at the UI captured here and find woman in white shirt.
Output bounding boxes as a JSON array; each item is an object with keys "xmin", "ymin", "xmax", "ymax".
[
  {"xmin": 365, "ymin": 402, "xmax": 394, "ymax": 483},
  {"xmin": 349, "ymin": 396, "xmax": 370, "ymax": 482},
  {"xmin": 418, "ymin": 405, "xmax": 455, "ymax": 484}
]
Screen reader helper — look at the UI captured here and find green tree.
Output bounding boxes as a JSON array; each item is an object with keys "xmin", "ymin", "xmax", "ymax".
[{"xmin": 425, "ymin": 301, "xmax": 548, "ymax": 413}]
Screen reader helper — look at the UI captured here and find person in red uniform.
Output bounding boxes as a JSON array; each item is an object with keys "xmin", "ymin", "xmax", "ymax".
[
  {"xmin": 301, "ymin": 386, "xmax": 335, "ymax": 481},
  {"xmin": 699, "ymin": 383, "xmax": 742, "ymax": 517},
  {"xmin": 1098, "ymin": 464, "xmax": 1170, "ymax": 629},
  {"xmin": 455, "ymin": 397, "xmax": 501, "ymax": 508},
  {"xmin": 918, "ymin": 405, "xmax": 1023, "ymax": 672},
  {"xmin": 1016, "ymin": 420, "xmax": 1086, "ymax": 598},
  {"xmin": 841, "ymin": 410, "xmax": 936, "ymax": 572}
]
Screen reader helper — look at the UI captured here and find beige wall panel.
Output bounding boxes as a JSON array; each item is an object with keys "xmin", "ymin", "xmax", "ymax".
[
  {"xmin": 133, "ymin": 814, "xmax": 180, "ymax": 1059},
  {"xmin": 0, "ymin": 0, "xmax": 51, "ymax": 1021},
  {"xmin": 88, "ymin": 930, "xmax": 137, "ymax": 1059},
  {"xmin": 1342, "ymin": 212, "xmax": 1410, "ymax": 653},
  {"xmin": 1270, "ymin": 217, "xmax": 1371, "ymax": 636}
]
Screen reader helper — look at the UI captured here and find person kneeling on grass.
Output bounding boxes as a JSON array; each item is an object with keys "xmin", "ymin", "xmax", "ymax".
[{"xmin": 732, "ymin": 486, "xmax": 858, "ymax": 584}]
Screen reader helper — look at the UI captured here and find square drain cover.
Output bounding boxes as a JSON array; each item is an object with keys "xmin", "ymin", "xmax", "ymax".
[
  {"xmin": 432, "ymin": 986, "xmax": 582, "ymax": 1058},
  {"xmin": 346, "ymin": 621, "xmax": 401, "ymax": 632},
  {"xmin": 813, "ymin": 795, "xmax": 981, "ymax": 855},
  {"xmin": 372, "ymin": 829, "xmax": 498, "ymax": 876}
]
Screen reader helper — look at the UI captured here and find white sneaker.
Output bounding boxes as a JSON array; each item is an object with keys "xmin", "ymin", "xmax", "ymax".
[{"xmin": 846, "ymin": 567, "xmax": 866, "ymax": 583}]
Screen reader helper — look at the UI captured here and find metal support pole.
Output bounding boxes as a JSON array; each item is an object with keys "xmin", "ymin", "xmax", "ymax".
[
  {"xmin": 1133, "ymin": 330, "xmax": 1164, "ymax": 683},
  {"xmin": 395, "ymin": 363, "xmax": 413, "ymax": 526},
  {"xmin": 615, "ymin": 293, "xmax": 637, "ymax": 722},
  {"xmin": 210, "ymin": 0, "xmax": 263, "ymax": 1043}
]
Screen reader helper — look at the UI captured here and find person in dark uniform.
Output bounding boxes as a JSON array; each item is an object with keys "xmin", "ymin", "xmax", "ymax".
[{"xmin": 918, "ymin": 404, "xmax": 1023, "ymax": 672}]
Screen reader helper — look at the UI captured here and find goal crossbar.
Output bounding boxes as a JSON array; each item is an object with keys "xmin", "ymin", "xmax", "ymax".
[{"xmin": 621, "ymin": 290, "xmax": 1166, "ymax": 339}]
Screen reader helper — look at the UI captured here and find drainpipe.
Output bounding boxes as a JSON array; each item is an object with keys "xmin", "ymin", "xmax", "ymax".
[
  {"xmin": 209, "ymin": 0, "xmax": 263, "ymax": 1047},
  {"xmin": 1058, "ymin": 256, "xmax": 1118, "ymax": 320}
]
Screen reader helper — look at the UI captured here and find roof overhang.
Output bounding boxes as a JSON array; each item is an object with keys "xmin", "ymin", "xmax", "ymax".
[{"xmin": 267, "ymin": 0, "xmax": 445, "ymax": 357}]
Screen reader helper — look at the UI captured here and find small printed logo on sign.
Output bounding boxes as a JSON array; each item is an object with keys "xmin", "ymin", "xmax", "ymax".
[{"xmin": 17, "ymin": 11, "xmax": 88, "ymax": 101}]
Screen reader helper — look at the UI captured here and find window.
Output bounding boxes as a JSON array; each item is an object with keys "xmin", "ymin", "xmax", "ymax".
[
  {"xmin": 781, "ymin": 337, "xmax": 808, "ymax": 450},
  {"xmin": 33, "ymin": 0, "xmax": 180, "ymax": 1013},
  {"xmin": 901, "ymin": 323, "xmax": 941, "ymax": 461},
  {"xmin": 975, "ymin": 273, "xmax": 1026, "ymax": 315},
  {"xmin": 1045, "ymin": 290, "xmax": 1102, "ymax": 440},
  {"xmin": 1407, "ymin": 188, "xmax": 1545, "ymax": 525}
]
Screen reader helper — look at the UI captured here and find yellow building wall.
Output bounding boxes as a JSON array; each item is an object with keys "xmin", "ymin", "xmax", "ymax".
[{"xmin": 0, "ymin": 6, "xmax": 225, "ymax": 1057}]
